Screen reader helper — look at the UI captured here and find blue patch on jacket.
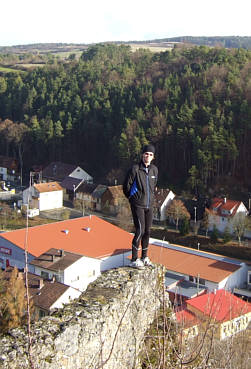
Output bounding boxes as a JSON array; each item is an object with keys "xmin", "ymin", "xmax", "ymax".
[{"xmin": 129, "ymin": 179, "xmax": 138, "ymax": 198}]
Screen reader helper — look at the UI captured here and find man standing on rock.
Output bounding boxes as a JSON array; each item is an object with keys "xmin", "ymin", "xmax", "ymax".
[{"xmin": 123, "ymin": 144, "xmax": 158, "ymax": 268}]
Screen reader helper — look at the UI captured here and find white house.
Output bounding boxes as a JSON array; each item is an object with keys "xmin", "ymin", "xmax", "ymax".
[
  {"xmin": 153, "ymin": 188, "xmax": 176, "ymax": 222},
  {"xmin": 30, "ymin": 248, "xmax": 101, "ymax": 292},
  {"xmin": 208, "ymin": 197, "xmax": 249, "ymax": 234},
  {"xmin": 22, "ymin": 182, "xmax": 63, "ymax": 211}
]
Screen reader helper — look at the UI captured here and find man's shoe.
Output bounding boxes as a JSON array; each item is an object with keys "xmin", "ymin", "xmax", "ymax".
[
  {"xmin": 129, "ymin": 258, "xmax": 144, "ymax": 269},
  {"xmin": 142, "ymin": 257, "xmax": 153, "ymax": 267}
]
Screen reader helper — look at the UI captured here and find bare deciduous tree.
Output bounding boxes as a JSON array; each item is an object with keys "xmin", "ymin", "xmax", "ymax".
[
  {"xmin": 166, "ymin": 200, "xmax": 190, "ymax": 230},
  {"xmin": 231, "ymin": 212, "xmax": 249, "ymax": 245}
]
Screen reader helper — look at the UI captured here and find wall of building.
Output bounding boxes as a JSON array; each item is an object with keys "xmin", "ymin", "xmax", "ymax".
[
  {"xmin": 0, "ymin": 266, "xmax": 164, "ymax": 369},
  {"xmin": 100, "ymin": 251, "xmax": 131, "ymax": 271},
  {"xmin": 50, "ymin": 287, "xmax": 82, "ymax": 310},
  {"xmin": 70, "ymin": 167, "xmax": 93, "ymax": 182},
  {"xmin": 0, "ymin": 237, "xmax": 35, "ymax": 272},
  {"xmin": 64, "ymin": 256, "xmax": 101, "ymax": 291},
  {"xmin": 39, "ymin": 191, "xmax": 63, "ymax": 211}
]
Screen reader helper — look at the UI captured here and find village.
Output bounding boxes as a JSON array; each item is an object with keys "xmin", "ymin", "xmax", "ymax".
[{"xmin": 0, "ymin": 155, "xmax": 251, "ymax": 342}]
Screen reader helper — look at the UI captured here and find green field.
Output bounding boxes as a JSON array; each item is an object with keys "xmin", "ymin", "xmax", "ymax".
[{"xmin": 0, "ymin": 66, "xmax": 24, "ymax": 73}]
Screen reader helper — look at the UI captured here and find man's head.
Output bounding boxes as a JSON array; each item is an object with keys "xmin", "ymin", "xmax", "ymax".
[{"xmin": 142, "ymin": 144, "xmax": 155, "ymax": 166}]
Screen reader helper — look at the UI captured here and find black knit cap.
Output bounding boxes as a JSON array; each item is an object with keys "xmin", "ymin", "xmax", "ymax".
[{"xmin": 142, "ymin": 144, "xmax": 155, "ymax": 154}]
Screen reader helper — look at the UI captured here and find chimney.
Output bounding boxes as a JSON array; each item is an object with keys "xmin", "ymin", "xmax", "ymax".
[{"xmin": 224, "ymin": 197, "xmax": 227, "ymax": 204}]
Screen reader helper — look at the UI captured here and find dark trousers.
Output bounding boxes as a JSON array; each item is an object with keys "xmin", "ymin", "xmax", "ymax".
[{"xmin": 130, "ymin": 205, "xmax": 153, "ymax": 261}]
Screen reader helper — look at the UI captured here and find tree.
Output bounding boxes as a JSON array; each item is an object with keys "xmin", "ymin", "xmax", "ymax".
[
  {"xmin": 222, "ymin": 225, "xmax": 232, "ymax": 243},
  {"xmin": 186, "ymin": 165, "xmax": 203, "ymax": 196},
  {"xmin": 210, "ymin": 225, "xmax": 219, "ymax": 243},
  {"xmin": 166, "ymin": 200, "xmax": 190, "ymax": 230},
  {"xmin": 179, "ymin": 217, "xmax": 190, "ymax": 236},
  {"xmin": 0, "ymin": 268, "xmax": 27, "ymax": 333},
  {"xmin": 106, "ymin": 168, "xmax": 124, "ymax": 186},
  {"xmin": 230, "ymin": 212, "xmax": 249, "ymax": 245},
  {"xmin": 74, "ymin": 198, "xmax": 86, "ymax": 216},
  {"xmin": 201, "ymin": 209, "xmax": 210, "ymax": 237},
  {"xmin": 0, "ymin": 119, "xmax": 29, "ymax": 186}
]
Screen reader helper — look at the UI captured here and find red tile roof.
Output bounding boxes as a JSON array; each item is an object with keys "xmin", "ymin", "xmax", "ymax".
[
  {"xmin": 175, "ymin": 308, "xmax": 200, "ymax": 328},
  {"xmin": 148, "ymin": 244, "xmax": 240, "ymax": 283},
  {"xmin": 0, "ymin": 216, "xmax": 133, "ymax": 259},
  {"xmin": 186, "ymin": 289, "xmax": 251, "ymax": 322},
  {"xmin": 209, "ymin": 198, "xmax": 242, "ymax": 217},
  {"xmin": 33, "ymin": 182, "xmax": 63, "ymax": 193}
]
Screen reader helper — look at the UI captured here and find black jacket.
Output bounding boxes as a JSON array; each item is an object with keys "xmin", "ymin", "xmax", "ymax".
[{"xmin": 123, "ymin": 160, "xmax": 158, "ymax": 208}]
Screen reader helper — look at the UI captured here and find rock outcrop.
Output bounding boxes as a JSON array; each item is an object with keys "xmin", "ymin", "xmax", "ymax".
[{"xmin": 0, "ymin": 266, "xmax": 164, "ymax": 369}]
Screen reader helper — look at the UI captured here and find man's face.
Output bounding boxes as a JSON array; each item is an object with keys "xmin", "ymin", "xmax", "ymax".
[{"xmin": 142, "ymin": 152, "xmax": 154, "ymax": 166}]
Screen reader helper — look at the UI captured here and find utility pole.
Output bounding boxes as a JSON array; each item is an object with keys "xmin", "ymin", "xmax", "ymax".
[{"xmin": 194, "ymin": 206, "xmax": 197, "ymax": 223}]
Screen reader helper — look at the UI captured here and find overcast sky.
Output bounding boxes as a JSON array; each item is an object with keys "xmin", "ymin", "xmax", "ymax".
[{"xmin": 1, "ymin": 0, "xmax": 250, "ymax": 46}]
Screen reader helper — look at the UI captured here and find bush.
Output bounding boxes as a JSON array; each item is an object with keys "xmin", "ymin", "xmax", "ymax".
[
  {"xmin": 179, "ymin": 217, "xmax": 190, "ymax": 236},
  {"xmin": 210, "ymin": 225, "xmax": 219, "ymax": 243},
  {"xmin": 223, "ymin": 226, "xmax": 232, "ymax": 243}
]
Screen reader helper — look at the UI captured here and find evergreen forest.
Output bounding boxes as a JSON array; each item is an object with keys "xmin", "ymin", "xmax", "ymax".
[{"xmin": 0, "ymin": 44, "xmax": 251, "ymax": 194}]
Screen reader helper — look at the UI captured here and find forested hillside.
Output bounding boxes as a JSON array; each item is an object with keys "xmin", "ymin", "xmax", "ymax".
[{"xmin": 0, "ymin": 44, "xmax": 250, "ymax": 193}]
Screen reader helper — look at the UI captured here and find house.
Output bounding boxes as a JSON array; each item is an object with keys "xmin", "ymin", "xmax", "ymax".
[
  {"xmin": 0, "ymin": 155, "xmax": 19, "ymax": 182},
  {"xmin": 22, "ymin": 182, "xmax": 63, "ymax": 211},
  {"xmin": 30, "ymin": 248, "xmax": 100, "ymax": 292},
  {"xmin": 184, "ymin": 289, "xmax": 251, "ymax": 340},
  {"xmin": 75, "ymin": 182, "xmax": 100, "ymax": 211},
  {"xmin": 3, "ymin": 267, "xmax": 81, "ymax": 319},
  {"xmin": 60, "ymin": 176, "xmax": 86, "ymax": 201},
  {"xmin": 153, "ymin": 188, "xmax": 175, "ymax": 222},
  {"xmin": 175, "ymin": 308, "xmax": 200, "ymax": 340},
  {"xmin": 0, "ymin": 215, "xmax": 133, "ymax": 274},
  {"xmin": 147, "ymin": 240, "xmax": 249, "ymax": 301},
  {"xmin": 101, "ymin": 185, "xmax": 125, "ymax": 215},
  {"xmin": 42, "ymin": 161, "xmax": 93, "ymax": 184},
  {"xmin": 208, "ymin": 197, "xmax": 248, "ymax": 234},
  {"xmin": 91, "ymin": 184, "xmax": 107, "ymax": 211}
]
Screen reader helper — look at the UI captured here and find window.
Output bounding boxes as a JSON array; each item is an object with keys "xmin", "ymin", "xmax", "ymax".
[
  {"xmin": 189, "ymin": 276, "xmax": 194, "ymax": 282},
  {"xmin": 248, "ymin": 273, "xmax": 251, "ymax": 284},
  {"xmin": 41, "ymin": 271, "xmax": 49, "ymax": 279},
  {"xmin": 39, "ymin": 310, "xmax": 46, "ymax": 318}
]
